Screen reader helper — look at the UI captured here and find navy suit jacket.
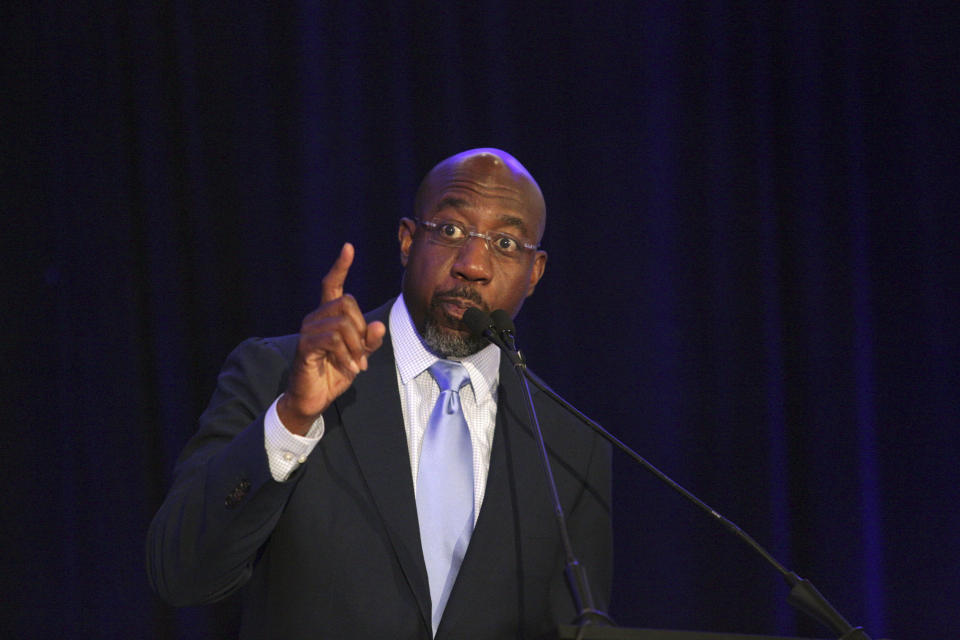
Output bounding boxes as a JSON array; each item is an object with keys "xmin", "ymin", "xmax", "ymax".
[{"xmin": 147, "ymin": 301, "xmax": 612, "ymax": 639}]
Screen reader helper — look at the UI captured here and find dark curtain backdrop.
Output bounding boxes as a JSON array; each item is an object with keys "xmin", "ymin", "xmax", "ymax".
[{"xmin": 6, "ymin": 2, "xmax": 958, "ymax": 638}]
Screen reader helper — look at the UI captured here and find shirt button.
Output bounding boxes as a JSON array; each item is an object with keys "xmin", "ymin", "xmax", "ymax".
[
  {"xmin": 298, "ymin": 456, "xmax": 307, "ymax": 464},
  {"xmin": 283, "ymin": 452, "xmax": 293, "ymax": 461}
]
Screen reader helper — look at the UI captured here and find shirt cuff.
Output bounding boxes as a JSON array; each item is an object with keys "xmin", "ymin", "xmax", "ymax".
[{"xmin": 264, "ymin": 395, "xmax": 324, "ymax": 482}]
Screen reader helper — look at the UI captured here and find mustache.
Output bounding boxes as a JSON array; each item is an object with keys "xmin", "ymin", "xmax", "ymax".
[{"xmin": 431, "ymin": 286, "xmax": 488, "ymax": 311}]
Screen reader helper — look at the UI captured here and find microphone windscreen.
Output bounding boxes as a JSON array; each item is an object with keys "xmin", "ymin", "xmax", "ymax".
[
  {"xmin": 490, "ymin": 309, "xmax": 516, "ymax": 334},
  {"xmin": 463, "ymin": 307, "xmax": 493, "ymax": 337}
]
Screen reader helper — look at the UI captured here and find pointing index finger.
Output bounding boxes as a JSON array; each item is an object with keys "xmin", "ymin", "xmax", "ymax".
[{"xmin": 321, "ymin": 243, "xmax": 354, "ymax": 303}]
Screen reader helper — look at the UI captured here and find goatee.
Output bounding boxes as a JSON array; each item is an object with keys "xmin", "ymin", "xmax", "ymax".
[{"xmin": 421, "ymin": 288, "xmax": 490, "ymax": 357}]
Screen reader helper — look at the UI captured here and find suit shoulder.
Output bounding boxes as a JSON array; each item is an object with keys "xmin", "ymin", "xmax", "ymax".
[
  {"xmin": 525, "ymin": 369, "xmax": 605, "ymax": 444},
  {"xmin": 525, "ymin": 367, "xmax": 574, "ymax": 423},
  {"xmin": 226, "ymin": 334, "xmax": 299, "ymax": 365},
  {"xmin": 363, "ymin": 298, "xmax": 396, "ymax": 324}
]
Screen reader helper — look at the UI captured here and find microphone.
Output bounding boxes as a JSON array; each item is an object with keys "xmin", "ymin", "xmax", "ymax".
[
  {"xmin": 489, "ymin": 309, "xmax": 520, "ymax": 356},
  {"xmin": 462, "ymin": 307, "xmax": 499, "ymax": 344},
  {"xmin": 463, "ymin": 308, "xmax": 522, "ymax": 366}
]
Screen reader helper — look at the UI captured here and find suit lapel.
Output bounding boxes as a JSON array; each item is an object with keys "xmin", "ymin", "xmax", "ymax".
[
  {"xmin": 333, "ymin": 302, "xmax": 432, "ymax": 631},
  {"xmin": 470, "ymin": 356, "xmax": 527, "ymax": 541},
  {"xmin": 473, "ymin": 355, "xmax": 552, "ymax": 541}
]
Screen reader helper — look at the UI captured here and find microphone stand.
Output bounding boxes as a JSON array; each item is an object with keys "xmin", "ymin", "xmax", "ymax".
[
  {"xmin": 520, "ymin": 369, "xmax": 870, "ymax": 640},
  {"xmin": 464, "ymin": 309, "xmax": 614, "ymax": 631},
  {"xmin": 471, "ymin": 309, "xmax": 872, "ymax": 640}
]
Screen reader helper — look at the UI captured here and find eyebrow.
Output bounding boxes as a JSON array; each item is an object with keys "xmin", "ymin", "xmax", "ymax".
[
  {"xmin": 496, "ymin": 214, "xmax": 529, "ymax": 235},
  {"xmin": 433, "ymin": 197, "xmax": 531, "ymax": 235}
]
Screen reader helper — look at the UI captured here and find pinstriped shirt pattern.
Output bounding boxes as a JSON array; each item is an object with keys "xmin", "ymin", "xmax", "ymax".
[{"xmin": 390, "ymin": 295, "xmax": 500, "ymax": 523}]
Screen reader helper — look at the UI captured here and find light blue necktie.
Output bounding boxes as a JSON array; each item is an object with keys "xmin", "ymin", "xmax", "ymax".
[{"xmin": 417, "ymin": 360, "xmax": 474, "ymax": 635}]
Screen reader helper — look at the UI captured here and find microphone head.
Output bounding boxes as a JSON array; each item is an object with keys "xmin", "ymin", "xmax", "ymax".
[
  {"xmin": 490, "ymin": 309, "xmax": 516, "ymax": 334},
  {"xmin": 463, "ymin": 307, "xmax": 494, "ymax": 338}
]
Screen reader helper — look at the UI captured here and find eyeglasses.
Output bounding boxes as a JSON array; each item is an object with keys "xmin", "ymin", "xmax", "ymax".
[{"xmin": 417, "ymin": 219, "xmax": 540, "ymax": 260}]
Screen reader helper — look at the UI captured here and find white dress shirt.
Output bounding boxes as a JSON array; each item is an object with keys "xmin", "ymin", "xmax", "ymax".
[{"xmin": 263, "ymin": 295, "xmax": 501, "ymax": 520}]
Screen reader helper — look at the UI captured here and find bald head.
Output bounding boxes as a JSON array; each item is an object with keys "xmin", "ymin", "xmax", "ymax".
[
  {"xmin": 398, "ymin": 147, "xmax": 549, "ymax": 357},
  {"xmin": 414, "ymin": 148, "xmax": 547, "ymax": 242}
]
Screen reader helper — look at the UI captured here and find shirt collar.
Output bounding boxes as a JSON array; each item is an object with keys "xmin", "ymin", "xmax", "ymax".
[{"xmin": 389, "ymin": 294, "xmax": 500, "ymax": 402}]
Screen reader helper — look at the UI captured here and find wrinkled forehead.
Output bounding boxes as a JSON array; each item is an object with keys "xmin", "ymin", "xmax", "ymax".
[{"xmin": 415, "ymin": 149, "xmax": 546, "ymax": 239}]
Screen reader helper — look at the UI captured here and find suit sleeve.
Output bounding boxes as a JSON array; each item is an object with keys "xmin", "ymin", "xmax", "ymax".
[{"xmin": 146, "ymin": 337, "xmax": 302, "ymax": 606}]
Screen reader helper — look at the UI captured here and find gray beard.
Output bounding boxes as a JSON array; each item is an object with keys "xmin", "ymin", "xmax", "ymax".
[{"xmin": 421, "ymin": 314, "xmax": 488, "ymax": 358}]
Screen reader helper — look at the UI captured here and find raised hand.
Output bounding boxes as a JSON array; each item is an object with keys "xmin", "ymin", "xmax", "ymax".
[{"xmin": 277, "ymin": 243, "xmax": 386, "ymax": 435}]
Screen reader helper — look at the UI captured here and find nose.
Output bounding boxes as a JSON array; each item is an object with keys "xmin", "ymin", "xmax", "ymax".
[{"xmin": 451, "ymin": 235, "xmax": 492, "ymax": 283}]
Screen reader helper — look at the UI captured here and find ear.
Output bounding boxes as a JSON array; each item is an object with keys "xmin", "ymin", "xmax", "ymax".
[
  {"xmin": 525, "ymin": 250, "xmax": 548, "ymax": 297},
  {"xmin": 398, "ymin": 217, "xmax": 416, "ymax": 267}
]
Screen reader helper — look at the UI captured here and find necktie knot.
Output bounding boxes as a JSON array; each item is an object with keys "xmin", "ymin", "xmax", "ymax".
[{"xmin": 429, "ymin": 360, "xmax": 470, "ymax": 394}]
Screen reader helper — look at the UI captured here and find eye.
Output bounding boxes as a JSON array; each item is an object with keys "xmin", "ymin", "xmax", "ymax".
[
  {"xmin": 438, "ymin": 222, "xmax": 465, "ymax": 239},
  {"xmin": 493, "ymin": 234, "xmax": 520, "ymax": 253}
]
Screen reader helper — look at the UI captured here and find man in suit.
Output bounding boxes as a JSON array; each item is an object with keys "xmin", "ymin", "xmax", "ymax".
[{"xmin": 147, "ymin": 148, "xmax": 612, "ymax": 639}]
